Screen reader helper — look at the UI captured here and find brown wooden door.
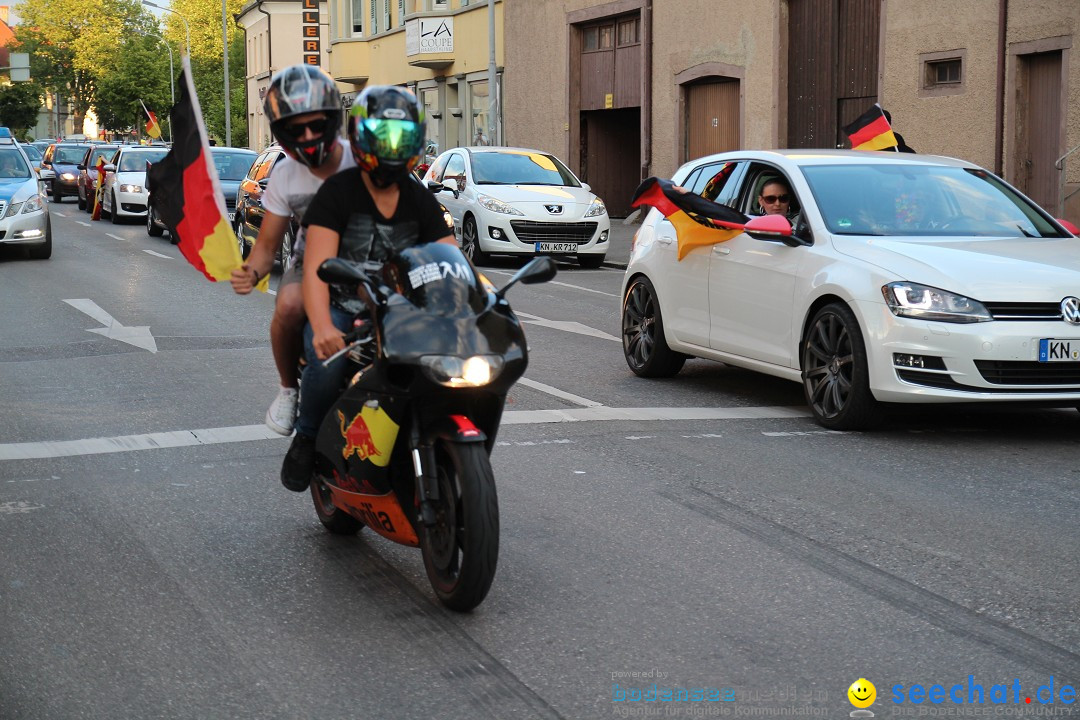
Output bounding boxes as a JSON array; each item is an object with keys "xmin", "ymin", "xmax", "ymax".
[
  {"xmin": 1017, "ymin": 51, "xmax": 1062, "ymax": 213},
  {"xmin": 685, "ymin": 80, "xmax": 740, "ymax": 161}
]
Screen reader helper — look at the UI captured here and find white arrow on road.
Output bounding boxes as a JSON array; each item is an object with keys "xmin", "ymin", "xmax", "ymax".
[
  {"xmin": 514, "ymin": 311, "xmax": 621, "ymax": 343},
  {"xmin": 63, "ymin": 299, "xmax": 158, "ymax": 353}
]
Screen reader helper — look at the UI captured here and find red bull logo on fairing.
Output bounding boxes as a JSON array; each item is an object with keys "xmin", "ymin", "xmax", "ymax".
[{"xmin": 336, "ymin": 405, "xmax": 399, "ymax": 466}]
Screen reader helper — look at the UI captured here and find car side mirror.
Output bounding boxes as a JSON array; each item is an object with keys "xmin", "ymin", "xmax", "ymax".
[
  {"xmin": 1056, "ymin": 218, "xmax": 1079, "ymax": 236},
  {"xmin": 442, "ymin": 177, "xmax": 460, "ymax": 197},
  {"xmin": 257, "ymin": 178, "xmax": 269, "ymax": 189},
  {"xmin": 581, "ymin": 182, "xmax": 591, "ymax": 192},
  {"xmin": 102, "ymin": 164, "xmax": 116, "ymax": 173},
  {"xmin": 426, "ymin": 180, "xmax": 445, "ymax": 194},
  {"xmin": 77, "ymin": 164, "xmax": 86, "ymax": 170},
  {"xmin": 42, "ymin": 160, "xmax": 52, "ymax": 167},
  {"xmin": 743, "ymin": 214, "xmax": 809, "ymax": 247}
]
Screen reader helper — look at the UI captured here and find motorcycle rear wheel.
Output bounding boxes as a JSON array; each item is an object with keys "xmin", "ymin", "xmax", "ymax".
[
  {"xmin": 421, "ymin": 441, "xmax": 499, "ymax": 612},
  {"xmin": 310, "ymin": 476, "xmax": 363, "ymax": 535}
]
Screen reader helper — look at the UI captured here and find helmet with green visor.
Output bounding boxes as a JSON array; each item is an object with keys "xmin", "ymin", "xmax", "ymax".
[{"xmin": 348, "ymin": 85, "xmax": 426, "ymax": 188}]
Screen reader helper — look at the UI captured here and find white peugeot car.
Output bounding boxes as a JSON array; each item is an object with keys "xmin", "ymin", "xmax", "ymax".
[
  {"xmin": 101, "ymin": 146, "xmax": 170, "ymax": 223},
  {"xmin": 423, "ymin": 146, "xmax": 609, "ymax": 268},
  {"xmin": 621, "ymin": 149, "xmax": 1080, "ymax": 429}
]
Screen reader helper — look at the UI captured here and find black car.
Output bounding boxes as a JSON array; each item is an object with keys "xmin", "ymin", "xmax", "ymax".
[
  {"xmin": 147, "ymin": 146, "xmax": 256, "ymax": 240},
  {"xmin": 232, "ymin": 144, "xmax": 289, "ymax": 262},
  {"xmin": 43, "ymin": 143, "xmax": 94, "ymax": 202}
]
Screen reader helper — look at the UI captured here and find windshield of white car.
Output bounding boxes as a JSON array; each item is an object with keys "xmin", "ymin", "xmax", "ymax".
[
  {"xmin": 471, "ymin": 151, "xmax": 580, "ymax": 187},
  {"xmin": 119, "ymin": 150, "xmax": 169, "ymax": 172},
  {"xmin": 801, "ymin": 164, "xmax": 1067, "ymax": 238},
  {"xmin": 0, "ymin": 148, "xmax": 31, "ymax": 178}
]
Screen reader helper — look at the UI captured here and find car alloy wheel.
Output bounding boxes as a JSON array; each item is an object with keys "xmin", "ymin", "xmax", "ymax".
[
  {"xmin": 234, "ymin": 219, "xmax": 250, "ymax": 259},
  {"xmin": 462, "ymin": 216, "xmax": 490, "ymax": 266},
  {"xmin": 621, "ymin": 276, "xmax": 686, "ymax": 377},
  {"xmin": 801, "ymin": 303, "xmax": 881, "ymax": 430},
  {"xmin": 147, "ymin": 206, "xmax": 163, "ymax": 237}
]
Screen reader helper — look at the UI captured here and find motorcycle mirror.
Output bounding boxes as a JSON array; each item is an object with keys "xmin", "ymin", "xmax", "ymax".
[
  {"xmin": 496, "ymin": 256, "xmax": 557, "ymax": 298},
  {"xmin": 317, "ymin": 257, "xmax": 368, "ymax": 285}
]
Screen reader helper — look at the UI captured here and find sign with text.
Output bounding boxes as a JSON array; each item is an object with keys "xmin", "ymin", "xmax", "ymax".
[
  {"xmin": 302, "ymin": 0, "xmax": 320, "ymax": 65},
  {"xmin": 406, "ymin": 17, "xmax": 454, "ymax": 56}
]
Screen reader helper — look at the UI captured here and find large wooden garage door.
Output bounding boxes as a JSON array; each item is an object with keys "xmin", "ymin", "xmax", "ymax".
[{"xmin": 1017, "ymin": 51, "xmax": 1063, "ymax": 213}]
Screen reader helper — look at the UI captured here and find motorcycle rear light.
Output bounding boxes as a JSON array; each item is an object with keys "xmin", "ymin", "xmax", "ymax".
[{"xmin": 420, "ymin": 354, "xmax": 504, "ymax": 387}]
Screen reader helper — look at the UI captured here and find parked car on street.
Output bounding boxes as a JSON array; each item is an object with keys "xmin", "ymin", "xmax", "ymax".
[
  {"xmin": 44, "ymin": 143, "xmax": 94, "ymax": 202},
  {"xmin": 100, "ymin": 146, "xmax": 170, "ymax": 223},
  {"xmin": 147, "ymin": 146, "xmax": 256, "ymax": 239},
  {"xmin": 423, "ymin": 146, "xmax": 610, "ymax": 268},
  {"xmin": 0, "ymin": 129, "xmax": 51, "ymax": 259},
  {"xmin": 21, "ymin": 143, "xmax": 43, "ymax": 175},
  {"xmin": 621, "ymin": 149, "xmax": 1080, "ymax": 430},
  {"xmin": 77, "ymin": 145, "xmax": 119, "ymax": 211}
]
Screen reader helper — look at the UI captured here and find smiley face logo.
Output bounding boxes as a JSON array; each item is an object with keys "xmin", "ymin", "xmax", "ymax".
[{"xmin": 848, "ymin": 678, "xmax": 876, "ymax": 708}]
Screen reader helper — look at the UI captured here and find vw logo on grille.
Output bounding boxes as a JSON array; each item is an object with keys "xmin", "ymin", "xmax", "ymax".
[
  {"xmin": 545, "ymin": 204, "xmax": 563, "ymax": 214},
  {"xmin": 1062, "ymin": 297, "xmax": 1080, "ymax": 325}
]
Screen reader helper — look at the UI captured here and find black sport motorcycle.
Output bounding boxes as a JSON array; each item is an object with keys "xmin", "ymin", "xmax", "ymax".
[{"xmin": 311, "ymin": 242, "xmax": 556, "ymax": 611}]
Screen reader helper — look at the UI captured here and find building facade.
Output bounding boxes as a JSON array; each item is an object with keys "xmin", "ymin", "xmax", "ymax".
[
  {"xmin": 505, "ymin": 0, "xmax": 1080, "ymax": 222},
  {"xmin": 237, "ymin": 0, "xmax": 332, "ymax": 151}
]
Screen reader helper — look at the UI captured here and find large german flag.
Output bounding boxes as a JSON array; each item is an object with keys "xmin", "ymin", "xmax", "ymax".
[
  {"xmin": 147, "ymin": 57, "xmax": 264, "ymax": 289},
  {"xmin": 630, "ymin": 177, "xmax": 749, "ymax": 261},
  {"xmin": 843, "ymin": 103, "xmax": 898, "ymax": 151}
]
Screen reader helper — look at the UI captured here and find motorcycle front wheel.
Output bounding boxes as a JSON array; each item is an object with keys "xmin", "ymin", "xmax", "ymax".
[{"xmin": 421, "ymin": 440, "xmax": 499, "ymax": 612}]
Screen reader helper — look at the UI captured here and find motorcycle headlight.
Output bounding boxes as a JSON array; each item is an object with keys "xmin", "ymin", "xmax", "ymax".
[
  {"xmin": 421, "ymin": 354, "xmax": 505, "ymax": 387},
  {"xmin": 882, "ymin": 282, "xmax": 991, "ymax": 323},
  {"xmin": 477, "ymin": 194, "xmax": 525, "ymax": 216},
  {"xmin": 119, "ymin": 184, "xmax": 143, "ymax": 193},
  {"xmin": 584, "ymin": 197, "xmax": 607, "ymax": 217}
]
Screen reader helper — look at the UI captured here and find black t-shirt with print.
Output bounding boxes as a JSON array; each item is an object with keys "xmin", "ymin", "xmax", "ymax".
[{"xmin": 303, "ymin": 169, "xmax": 451, "ymax": 311}]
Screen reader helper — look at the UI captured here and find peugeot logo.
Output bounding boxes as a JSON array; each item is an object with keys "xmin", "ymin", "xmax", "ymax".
[
  {"xmin": 545, "ymin": 204, "xmax": 563, "ymax": 214},
  {"xmin": 1062, "ymin": 297, "xmax": 1080, "ymax": 325}
]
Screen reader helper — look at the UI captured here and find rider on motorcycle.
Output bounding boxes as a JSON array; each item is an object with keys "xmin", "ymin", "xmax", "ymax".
[
  {"xmin": 229, "ymin": 65, "xmax": 356, "ymax": 437},
  {"xmin": 280, "ymin": 85, "xmax": 457, "ymax": 492}
]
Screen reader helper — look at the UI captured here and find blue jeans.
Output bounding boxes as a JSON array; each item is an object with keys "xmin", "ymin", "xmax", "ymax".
[{"xmin": 296, "ymin": 305, "xmax": 356, "ymax": 438}]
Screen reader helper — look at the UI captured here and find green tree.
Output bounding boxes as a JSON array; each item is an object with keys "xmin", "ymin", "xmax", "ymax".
[
  {"xmin": 94, "ymin": 32, "xmax": 171, "ymax": 139},
  {"xmin": 168, "ymin": 0, "xmax": 247, "ymax": 146},
  {"xmin": 0, "ymin": 82, "xmax": 44, "ymax": 135},
  {"xmin": 13, "ymin": 0, "xmax": 153, "ymax": 131}
]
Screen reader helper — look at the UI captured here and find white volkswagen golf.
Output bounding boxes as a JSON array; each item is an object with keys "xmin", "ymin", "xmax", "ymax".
[
  {"xmin": 621, "ymin": 149, "xmax": 1080, "ymax": 429},
  {"xmin": 424, "ymin": 146, "xmax": 610, "ymax": 268}
]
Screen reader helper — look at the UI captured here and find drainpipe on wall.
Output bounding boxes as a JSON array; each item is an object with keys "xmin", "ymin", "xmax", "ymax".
[
  {"xmin": 994, "ymin": 0, "xmax": 1007, "ymax": 177},
  {"xmin": 257, "ymin": 0, "xmax": 272, "ymax": 76},
  {"xmin": 641, "ymin": 0, "xmax": 652, "ymax": 181}
]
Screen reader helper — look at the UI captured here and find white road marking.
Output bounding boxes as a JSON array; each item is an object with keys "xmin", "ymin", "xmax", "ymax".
[
  {"xmin": 515, "ymin": 311, "xmax": 620, "ymax": 343},
  {"xmin": 142, "ymin": 249, "xmax": 172, "ymax": 259},
  {"xmin": 762, "ymin": 430, "xmax": 847, "ymax": 437},
  {"xmin": 76, "ymin": 221, "xmax": 91, "ymax": 227},
  {"xmin": 0, "ymin": 406, "xmax": 811, "ymax": 461},
  {"xmin": 107, "ymin": 233, "xmax": 125, "ymax": 241},
  {"xmin": 62, "ymin": 299, "xmax": 159, "ymax": 353},
  {"xmin": 52, "ymin": 211, "xmax": 67, "ymax": 217},
  {"xmin": 477, "ymin": 269, "xmax": 617, "ymax": 297},
  {"xmin": 0, "ymin": 501, "xmax": 44, "ymax": 513},
  {"xmin": 516, "ymin": 377, "xmax": 602, "ymax": 407}
]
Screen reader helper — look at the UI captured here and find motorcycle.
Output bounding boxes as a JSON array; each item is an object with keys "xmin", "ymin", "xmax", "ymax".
[{"xmin": 310, "ymin": 242, "xmax": 556, "ymax": 611}]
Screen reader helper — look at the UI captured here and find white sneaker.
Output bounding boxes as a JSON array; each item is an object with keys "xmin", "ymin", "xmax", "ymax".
[{"xmin": 265, "ymin": 387, "xmax": 299, "ymax": 436}]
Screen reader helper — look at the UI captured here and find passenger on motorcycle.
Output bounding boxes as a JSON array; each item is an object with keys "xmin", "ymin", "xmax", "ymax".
[
  {"xmin": 229, "ymin": 65, "xmax": 357, "ymax": 437},
  {"xmin": 280, "ymin": 85, "xmax": 457, "ymax": 492}
]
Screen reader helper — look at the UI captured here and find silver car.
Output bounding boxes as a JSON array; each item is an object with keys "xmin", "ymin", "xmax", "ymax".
[{"xmin": 0, "ymin": 133, "xmax": 50, "ymax": 258}]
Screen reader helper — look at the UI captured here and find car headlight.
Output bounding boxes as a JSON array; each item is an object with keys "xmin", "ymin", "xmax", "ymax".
[
  {"xmin": 119, "ymin": 184, "xmax": 143, "ymax": 193},
  {"xmin": 421, "ymin": 354, "xmax": 505, "ymax": 387},
  {"xmin": 584, "ymin": 197, "xmax": 607, "ymax": 217},
  {"xmin": 61, "ymin": 172, "xmax": 77, "ymax": 181},
  {"xmin": 477, "ymin": 194, "xmax": 525, "ymax": 216},
  {"xmin": 443, "ymin": 210, "xmax": 454, "ymax": 229},
  {"xmin": 21, "ymin": 194, "xmax": 44, "ymax": 213},
  {"xmin": 882, "ymin": 282, "xmax": 991, "ymax": 323}
]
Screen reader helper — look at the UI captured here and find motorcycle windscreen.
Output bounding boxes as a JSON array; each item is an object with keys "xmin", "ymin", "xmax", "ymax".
[{"xmin": 382, "ymin": 242, "xmax": 489, "ymax": 317}]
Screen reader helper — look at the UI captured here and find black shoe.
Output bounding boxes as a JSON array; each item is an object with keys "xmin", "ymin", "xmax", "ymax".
[{"xmin": 281, "ymin": 434, "xmax": 316, "ymax": 492}]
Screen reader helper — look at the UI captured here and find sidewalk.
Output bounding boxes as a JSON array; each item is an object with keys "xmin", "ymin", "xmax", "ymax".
[{"xmin": 602, "ymin": 213, "xmax": 641, "ymax": 270}]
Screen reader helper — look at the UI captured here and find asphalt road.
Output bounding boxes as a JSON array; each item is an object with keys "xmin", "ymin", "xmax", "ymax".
[{"xmin": 1, "ymin": 200, "xmax": 1078, "ymax": 720}]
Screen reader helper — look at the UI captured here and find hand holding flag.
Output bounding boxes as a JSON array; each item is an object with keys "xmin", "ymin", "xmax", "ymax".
[
  {"xmin": 630, "ymin": 177, "xmax": 749, "ymax": 260},
  {"xmin": 146, "ymin": 57, "xmax": 267, "ymax": 291}
]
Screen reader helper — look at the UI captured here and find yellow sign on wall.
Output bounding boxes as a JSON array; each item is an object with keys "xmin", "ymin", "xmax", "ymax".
[{"xmin": 605, "ymin": 93, "xmax": 613, "ymax": 109}]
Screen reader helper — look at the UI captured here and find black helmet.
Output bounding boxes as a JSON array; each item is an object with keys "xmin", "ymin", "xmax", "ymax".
[
  {"xmin": 348, "ymin": 85, "xmax": 425, "ymax": 188},
  {"xmin": 264, "ymin": 65, "xmax": 342, "ymax": 168}
]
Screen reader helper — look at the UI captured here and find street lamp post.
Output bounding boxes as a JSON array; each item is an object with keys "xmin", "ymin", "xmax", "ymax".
[
  {"xmin": 154, "ymin": 34, "xmax": 175, "ymax": 143},
  {"xmin": 142, "ymin": 0, "xmax": 190, "ymax": 56}
]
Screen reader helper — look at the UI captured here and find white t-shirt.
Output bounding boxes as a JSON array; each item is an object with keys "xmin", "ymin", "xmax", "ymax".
[{"xmin": 261, "ymin": 138, "xmax": 356, "ymax": 260}]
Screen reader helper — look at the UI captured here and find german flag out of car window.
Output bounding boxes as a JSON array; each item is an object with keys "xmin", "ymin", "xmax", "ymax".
[
  {"xmin": 630, "ymin": 177, "xmax": 749, "ymax": 261},
  {"xmin": 146, "ymin": 57, "xmax": 267, "ymax": 291}
]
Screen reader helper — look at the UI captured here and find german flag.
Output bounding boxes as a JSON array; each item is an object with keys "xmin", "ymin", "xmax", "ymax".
[
  {"xmin": 146, "ymin": 57, "xmax": 264, "ymax": 289},
  {"xmin": 843, "ymin": 103, "xmax": 898, "ymax": 151},
  {"xmin": 630, "ymin": 177, "xmax": 748, "ymax": 261}
]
